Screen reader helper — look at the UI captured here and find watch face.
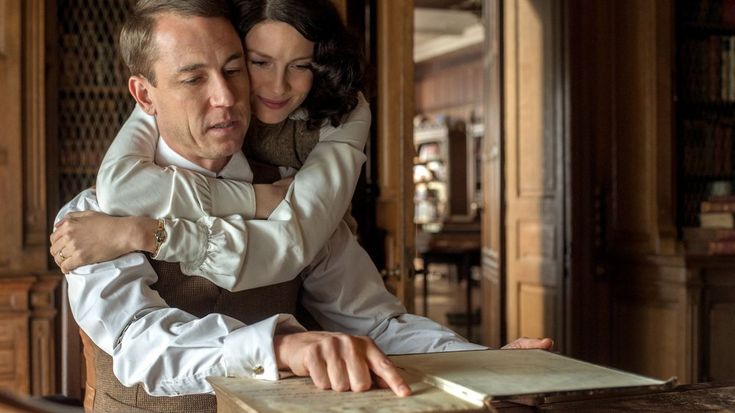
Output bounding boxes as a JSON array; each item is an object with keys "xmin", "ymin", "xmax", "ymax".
[
  {"xmin": 155, "ymin": 228, "xmax": 167, "ymax": 243},
  {"xmin": 155, "ymin": 221, "xmax": 167, "ymax": 243}
]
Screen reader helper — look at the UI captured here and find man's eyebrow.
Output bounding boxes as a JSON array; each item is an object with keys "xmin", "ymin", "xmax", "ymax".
[
  {"xmin": 224, "ymin": 52, "xmax": 245, "ymax": 64},
  {"xmin": 176, "ymin": 53, "xmax": 245, "ymax": 74}
]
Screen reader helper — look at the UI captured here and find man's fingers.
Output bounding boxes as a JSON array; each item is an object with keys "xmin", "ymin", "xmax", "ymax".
[
  {"xmin": 325, "ymin": 350, "xmax": 350, "ymax": 392},
  {"xmin": 304, "ymin": 348, "xmax": 330, "ymax": 390},
  {"xmin": 65, "ymin": 210, "xmax": 94, "ymax": 219},
  {"xmin": 374, "ymin": 374, "xmax": 390, "ymax": 389},
  {"xmin": 501, "ymin": 337, "xmax": 554, "ymax": 350},
  {"xmin": 343, "ymin": 342, "xmax": 372, "ymax": 392},
  {"xmin": 366, "ymin": 348, "xmax": 410, "ymax": 397}
]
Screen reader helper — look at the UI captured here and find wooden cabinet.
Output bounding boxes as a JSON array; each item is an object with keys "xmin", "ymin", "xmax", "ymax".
[{"xmin": 613, "ymin": 256, "xmax": 735, "ymax": 383}]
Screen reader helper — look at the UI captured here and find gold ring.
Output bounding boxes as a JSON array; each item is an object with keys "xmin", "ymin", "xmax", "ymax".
[{"xmin": 58, "ymin": 251, "xmax": 66, "ymax": 261}]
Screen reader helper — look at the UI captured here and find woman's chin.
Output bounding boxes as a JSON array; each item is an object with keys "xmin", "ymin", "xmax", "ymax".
[
  {"xmin": 254, "ymin": 109, "xmax": 290, "ymax": 125},
  {"xmin": 257, "ymin": 115, "xmax": 288, "ymax": 125}
]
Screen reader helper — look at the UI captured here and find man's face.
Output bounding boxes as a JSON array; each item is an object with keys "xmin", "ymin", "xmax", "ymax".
[{"xmin": 137, "ymin": 13, "xmax": 250, "ymax": 171}]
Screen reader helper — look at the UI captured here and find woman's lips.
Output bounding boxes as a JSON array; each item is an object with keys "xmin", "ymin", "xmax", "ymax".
[{"xmin": 258, "ymin": 96, "xmax": 289, "ymax": 110}]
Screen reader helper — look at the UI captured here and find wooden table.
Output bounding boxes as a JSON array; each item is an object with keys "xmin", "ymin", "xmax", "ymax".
[{"xmin": 491, "ymin": 381, "xmax": 735, "ymax": 412}]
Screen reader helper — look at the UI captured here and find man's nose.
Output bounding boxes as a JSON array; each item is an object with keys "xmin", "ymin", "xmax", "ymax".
[{"xmin": 210, "ymin": 75, "xmax": 236, "ymax": 107}]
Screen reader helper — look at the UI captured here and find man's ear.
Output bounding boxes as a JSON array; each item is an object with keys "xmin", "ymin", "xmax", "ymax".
[{"xmin": 128, "ymin": 75, "xmax": 157, "ymax": 116}]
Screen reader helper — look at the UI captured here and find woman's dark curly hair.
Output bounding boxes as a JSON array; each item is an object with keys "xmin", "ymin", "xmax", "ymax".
[{"xmin": 230, "ymin": 0, "xmax": 365, "ymax": 129}]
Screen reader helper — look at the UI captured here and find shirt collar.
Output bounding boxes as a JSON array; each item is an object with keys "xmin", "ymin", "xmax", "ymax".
[{"xmin": 155, "ymin": 137, "xmax": 253, "ymax": 182}]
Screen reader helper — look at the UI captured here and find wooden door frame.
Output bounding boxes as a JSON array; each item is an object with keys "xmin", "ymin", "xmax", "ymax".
[
  {"xmin": 375, "ymin": 0, "xmax": 416, "ymax": 310},
  {"xmin": 480, "ymin": 0, "xmax": 506, "ymax": 348}
]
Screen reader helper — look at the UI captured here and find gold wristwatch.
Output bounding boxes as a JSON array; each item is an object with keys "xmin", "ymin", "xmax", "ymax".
[{"xmin": 151, "ymin": 219, "xmax": 167, "ymax": 258}]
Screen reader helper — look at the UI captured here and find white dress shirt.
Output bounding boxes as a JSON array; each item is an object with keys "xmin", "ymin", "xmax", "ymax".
[
  {"xmin": 60, "ymin": 139, "xmax": 483, "ymax": 396},
  {"xmin": 96, "ymin": 95, "xmax": 371, "ymax": 292}
]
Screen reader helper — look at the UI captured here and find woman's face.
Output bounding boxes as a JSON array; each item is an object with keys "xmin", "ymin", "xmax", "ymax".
[{"xmin": 244, "ymin": 20, "xmax": 315, "ymax": 124}]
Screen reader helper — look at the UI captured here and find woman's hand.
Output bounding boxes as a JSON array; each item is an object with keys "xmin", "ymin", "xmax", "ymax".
[{"xmin": 50, "ymin": 211, "xmax": 158, "ymax": 273}]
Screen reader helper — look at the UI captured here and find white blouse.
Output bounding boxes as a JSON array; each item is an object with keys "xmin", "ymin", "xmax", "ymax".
[{"xmin": 95, "ymin": 95, "xmax": 371, "ymax": 291}]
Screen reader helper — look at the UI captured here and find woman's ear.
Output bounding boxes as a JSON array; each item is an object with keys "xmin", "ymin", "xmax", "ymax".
[{"xmin": 128, "ymin": 75, "xmax": 157, "ymax": 116}]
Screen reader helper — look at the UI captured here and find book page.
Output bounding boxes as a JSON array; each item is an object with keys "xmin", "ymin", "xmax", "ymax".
[
  {"xmin": 207, "ymin": 370, "xmax": 484, "ymax": 413},
  {"xmin": 391, "ymin": 349, "xmax": 672, "ymax": 401}
]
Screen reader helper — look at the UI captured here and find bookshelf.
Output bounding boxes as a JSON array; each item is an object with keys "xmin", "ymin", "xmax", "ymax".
[
  {"xmin": 57, "ymin": 0, "xmax": 135, "ymax": 204},
  {"xmin": 413, "ymin": 120, "xmax": 481, "ymax": 233},
  {"xmin": 676, "ymin": 0, "xmax": 735, "ymax": 230}
]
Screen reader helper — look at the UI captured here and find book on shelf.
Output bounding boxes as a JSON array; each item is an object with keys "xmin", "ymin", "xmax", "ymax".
[
  {"xmin": 207, "ymin": 349, "xmax": 673, "ymax": 413},
  {"xmin": 709, "ymin": 239, "xmax": 735, "ymax": 254},
  {"xmin": 684, "ymin": 227, "xmax": 735, "ymax": 254},
  {"xmin": 700, "ymin": 212, "xmax": 735, "ymax": 228},
  {"xmin": 702, "ymin": 199, "xmax": 735, "ymax": 212}
]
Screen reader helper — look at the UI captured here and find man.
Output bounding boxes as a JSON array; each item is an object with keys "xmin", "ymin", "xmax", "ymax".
[{"xmin": 56, "ymin": 1, "xmax": 550, "ymax": 412}]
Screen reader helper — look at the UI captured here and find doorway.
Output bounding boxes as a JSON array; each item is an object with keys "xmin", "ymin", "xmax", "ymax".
[{"xmin": 412, "ymin": 0, "xmax": 486, "ymax": 343}]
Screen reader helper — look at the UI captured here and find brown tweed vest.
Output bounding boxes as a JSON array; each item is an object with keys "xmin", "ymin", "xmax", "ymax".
[
  {"xmin": 246, "ymin": 118, "xmax": 358, "ymax": 233},
  {"xmin": 87, "ymin": 260, "xmax": 307, "ymax": 413},
  {"xmin": 245, "ymin": 117, "xmax": 318, "ymax": 169}
]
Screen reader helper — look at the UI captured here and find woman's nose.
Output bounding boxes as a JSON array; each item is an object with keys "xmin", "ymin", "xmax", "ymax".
[{"xmin": 270, "ymin": 70, "xmax": 289, "ymax": 95}]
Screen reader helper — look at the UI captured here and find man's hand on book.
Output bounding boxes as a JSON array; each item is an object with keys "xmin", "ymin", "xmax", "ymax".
[
  {"xmin": 274, "ymin": 332, "xmax": 411, "ymax": 397},
  {"xmin": 501, "ymin": 337, "xmax": 554, "ymax": 350}
]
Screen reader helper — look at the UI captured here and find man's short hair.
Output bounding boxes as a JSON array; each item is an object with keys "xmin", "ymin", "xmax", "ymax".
[{"xmin": 119, "ymin": 0, "xmax": 234, "ymax": 85}]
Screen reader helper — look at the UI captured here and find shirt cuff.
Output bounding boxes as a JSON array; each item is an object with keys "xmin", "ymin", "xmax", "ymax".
[
  {"xmin": 177, "ymin": 214, "xmax": 249, "ymax": 291},
  {"xmin": 222, "ymin": 314, "xmax": 306, "ymax": 381},
  {"xmin": 154, "ymin": 218, "xmax": 208, "ymax": 265}
]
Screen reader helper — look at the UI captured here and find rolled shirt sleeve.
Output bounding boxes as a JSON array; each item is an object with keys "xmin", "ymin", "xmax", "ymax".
[
  {"xmin": 57, "ymin": 189, "xmax": 305, "ymax": 395},
  {"xmin": 300, "ymin": 222, "xmax": 486, "ymax": 355}
]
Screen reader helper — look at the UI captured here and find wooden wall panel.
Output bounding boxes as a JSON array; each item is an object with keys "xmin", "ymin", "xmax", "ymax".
[
  {"xmin": 703, "ymin": 269, "xmax": 735, "ymax": 382},
  {"xmin": 504, "ymin": 0, "xmax": 566, "ymax": 348},
  {"xmin": 0, "ymin": 0, "xmax": 22, "ymax": 272},
  {"xmin": 518, "ymin": 284, "xmax": 557, "ymax": 340},
  {"xmin": 415, "ymin": 46, "xmax": 483, "ymax": 119},
  {"xmin": 0, "ymin": 0, "xmax": 49, "ymax": 272},
  {"xmin": 0, "ymin": 0, "xmax": 60, "ymax": 397},
  {"xmin": 615, "ymin": 302, "xmax": 679, "ymax": 379},
  {"xmin": 708, "ymin": 303, "xmax": 735, "ymax": 381},
  {"xmin": 613, "ymin": 259, "xmax": 695, "ymax": 383},
  {"xmin": 610, "ymin": 0, "xmax": 676, "ymax": 255},
  {"xmin": 0, "ymin": 277, "xmax": 35, "ymax": 394}
]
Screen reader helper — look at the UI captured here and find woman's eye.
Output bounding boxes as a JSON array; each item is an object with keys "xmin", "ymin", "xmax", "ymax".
[
  {"xmin": 292, "ymin": 63, "xmax": 312, "ymax": 71},
  {"xmin": 225, "ymin": 68, "xmax": 242, "ymax": 76},
  {"xmin": 249, "ymin": 60, "xmax": 267, "ymax": 66}
]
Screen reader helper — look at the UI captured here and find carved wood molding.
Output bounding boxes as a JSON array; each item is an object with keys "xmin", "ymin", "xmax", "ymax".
[
  {"xmin": 0, "ymin": 0, "xmax": 6, "ymax": 57},
  {"xmin": 30, "ymin": 274, "xmax": 60, "ymax": 395},
  {"xmin": 376, "ymin": 0, "xmax": 415, "ymax": 310},
  {"xmin": 22, "ymin": 0, "xmax": 47, "ymax": 251},
  {"xmin": 0, "ymin": 276, "xmax": 35, "ymax": 394}
]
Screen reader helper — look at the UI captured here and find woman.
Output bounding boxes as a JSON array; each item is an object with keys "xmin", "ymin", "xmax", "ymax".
[{"xmin": 51, "ymin": 0, "xmax": 369, "ymax": 292}]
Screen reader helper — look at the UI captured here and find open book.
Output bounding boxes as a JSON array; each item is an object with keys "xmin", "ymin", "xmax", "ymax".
[{"xmin": 207, "ymin": 349, "xmax": 675, "ymax": 413}]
